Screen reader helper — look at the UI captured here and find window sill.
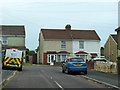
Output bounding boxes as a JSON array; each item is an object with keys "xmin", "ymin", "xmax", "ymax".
[
  {"xmin": 2, "ymin": 44, "xmax": 8, "ymax": 45},
  {"xmin": 61, "ymin": 48, "xmax": 66, "ymax": 50}
]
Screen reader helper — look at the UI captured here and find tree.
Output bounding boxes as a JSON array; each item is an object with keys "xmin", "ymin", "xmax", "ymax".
[
  {"xmin": 26, "ymin": 48, "xmax": 35, "ymax": 55},
  {"xmin": 35, "ymin": 46, "xmax": 39, "ymax": 53},
  {"xmin": 26, "ymin": 48, "xmax": 30, "ymax": 56},
  {"xmin": 101, "ymin": 47, "xmax": 104, "ymax": 56}
]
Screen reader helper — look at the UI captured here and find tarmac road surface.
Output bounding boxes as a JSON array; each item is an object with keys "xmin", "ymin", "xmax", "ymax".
[{"xmin": 3, "ymin": 65, "xmax": 107, "ymax": 89}]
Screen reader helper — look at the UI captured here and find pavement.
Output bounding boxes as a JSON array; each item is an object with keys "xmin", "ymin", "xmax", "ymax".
[
  {"xmin": 82, "ymin": 70, "xmax": 120, "ymax": 89},
  {"xmin": 2, "ymin": 70, "xmax": 17, "ymax": 83},
  {"xmin": 2, "ymin": 65, "xmax": 107, "ymax": 89},
  {"xmin": 0, "ymin": 68, "xmax": 17, "ymax": 89},
  {"xmin": 0, "ymin": 60, "xmax": 17, "ymax": 87},
  {"xmin": 59, "ymin": 67, "xmax": 120, "ymax": 89}
]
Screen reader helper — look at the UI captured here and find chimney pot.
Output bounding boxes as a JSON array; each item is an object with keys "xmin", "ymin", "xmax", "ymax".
[{"xmin": 65, "ymin": 24, "xmax": 71, "ymax": 31}]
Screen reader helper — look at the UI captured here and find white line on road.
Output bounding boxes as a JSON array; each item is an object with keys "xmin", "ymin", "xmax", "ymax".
[
  {"xmin": 50, "ymin": 77, "xmax": 53, "ymax": 79},
  {"xmin": 54, "ymin": 81, "xmax": 64, "ymax": 90},
  {"xmin": 80, "ymin": 75, "xmax": 120, "ymax": 89},
  {"xmin": 1, "ymin": 71, "xmax": 18, "ymax": 88}
]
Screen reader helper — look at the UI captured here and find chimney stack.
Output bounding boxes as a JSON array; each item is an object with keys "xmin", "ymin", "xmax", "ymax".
[{"xmin": 65, "ymin": 24, "xmax": 71, "ymax": 31}]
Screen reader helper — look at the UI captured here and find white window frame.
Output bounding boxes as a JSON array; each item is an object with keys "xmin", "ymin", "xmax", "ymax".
[
  {"xmin": 79, "ymin": 41, "xmax": 84, "ymax": 49},
  {"xmin": 61, "ymin": 40, "xmax": 66, "ymax": 49},
  {"xmin": 47, "ymin": 54, "xmax": 57, "ymax": 63},
  {"xmin": 58, "ymin": 55, "xmax": 61, "ymax": 62},
  {"xmin": 57, "ymin": 54, "xmax": 69, "ymax": 62}
]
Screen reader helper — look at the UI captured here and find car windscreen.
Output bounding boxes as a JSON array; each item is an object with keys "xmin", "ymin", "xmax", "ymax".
[{"xmin": 71, "ymin": 58, "xmax": 84, "ymax": 62}]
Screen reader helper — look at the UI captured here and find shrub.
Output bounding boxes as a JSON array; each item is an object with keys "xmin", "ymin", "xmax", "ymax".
[{"xmin": 117, "ymin": 57, "xmax": 120, "ymax": 61}]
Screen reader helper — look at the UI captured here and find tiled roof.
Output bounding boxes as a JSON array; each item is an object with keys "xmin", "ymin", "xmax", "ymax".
[
  {"xmin": 111, "ymin": 34, "xmax": 117, "ymax": 43},
  {"xmin": 41, "ymin": 29, "xmax": 71, "ymax": 40},
  {"xmin": 0, "ymin": 25, "xmax": 25, "ymax": 36},
  {"xmin": 2, "ymin": 45, "xmax": 26, "ymax": 50},
  {"xmin": 41, "ymin": 25, "xmax": 100, "ymax": 40},
  {"xmin": 90, "ymin": 53, "xmax": 98, "ymax": 56}
]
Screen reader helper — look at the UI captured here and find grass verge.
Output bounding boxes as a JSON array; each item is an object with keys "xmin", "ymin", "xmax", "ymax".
[{"xmin": 23, "ymin": 63, "xmax": 32, "ymax": 65}]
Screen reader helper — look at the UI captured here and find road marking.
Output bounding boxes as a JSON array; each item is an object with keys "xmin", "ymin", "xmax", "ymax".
[
  {"xmin": 80, "ymin": 75, "xmax": 120, "ymax": 89},
  {"xmin": 41, "ymin": 70, "xmax": 55, "ymax": 88},
  {"xmin": 88, "ymin": 79, "xmax": 94, "ymax": 83},
  {"xmin": 54, "ymin": 81, "xmax": 64, "ymax": 90},
  {"xmin": 6, "ymin": 71, "xmax": 17, "ymax": 81}
]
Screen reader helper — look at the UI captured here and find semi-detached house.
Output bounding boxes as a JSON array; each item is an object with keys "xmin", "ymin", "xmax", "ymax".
[
  {"xmin": 104, "ymin": 34, "xmax": 117, "ymax": 62},
  {"xmin": 38, "ymin": 25, "xmax": 101, "ymax": 65}
]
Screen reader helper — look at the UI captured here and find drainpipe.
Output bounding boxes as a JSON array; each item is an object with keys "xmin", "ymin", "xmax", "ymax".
[{"xmin": 109, "ymin": 37, "xmax": 111, "ymax": 61}]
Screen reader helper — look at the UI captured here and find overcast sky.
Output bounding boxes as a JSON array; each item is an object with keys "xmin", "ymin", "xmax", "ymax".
[
  {"xmin": 1, "ymin": 0, "xmax": 118, "ymax": 50},
  {"xmin": 1, "ymin": 0, "xmax": 119, "ymax": 2}
]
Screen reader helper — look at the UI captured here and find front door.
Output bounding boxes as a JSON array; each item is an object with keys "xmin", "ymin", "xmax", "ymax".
[
  {"xmin": 47, "ymin": 54, "xmax": 56, "ymax": 65},
  {"xmin": 50, "ymin": 55, "xmax": 54, "ymax": 65}
]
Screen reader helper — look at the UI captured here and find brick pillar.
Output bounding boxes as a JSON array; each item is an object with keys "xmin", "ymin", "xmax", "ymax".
[
  {"xmin": 54, "ymin": 60, "xmax": 56, "ymax": 66},
  {"xmin": 43, "ymin": 53, "xmax": 47, "ymax": 65}
]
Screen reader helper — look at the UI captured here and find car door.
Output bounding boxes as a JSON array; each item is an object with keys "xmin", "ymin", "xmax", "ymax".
[
  {"xmin": 64, "ymin": 59, "xmax": 69, "ymax": 71},
  {"xmin": 62, "ymin": 59, "xmax": 66, "ymax": 70}
]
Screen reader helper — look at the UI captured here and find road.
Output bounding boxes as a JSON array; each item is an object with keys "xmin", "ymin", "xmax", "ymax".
[{"xmin": 3, "ymin": 65, "xmax": 107, "ymax": 89}]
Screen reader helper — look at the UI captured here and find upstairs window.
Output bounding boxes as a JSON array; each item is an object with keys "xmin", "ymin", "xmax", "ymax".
[
  {"xmin": 79, "ymin": 41, "xmax": 84, "ymax": 49},
  {"xmin": 2, "ymin": 37, "xmax": 8, "ymax": 45},
  {"xmin": 61, "ymin": 40, "xmax": 66, "ymax": 49}
]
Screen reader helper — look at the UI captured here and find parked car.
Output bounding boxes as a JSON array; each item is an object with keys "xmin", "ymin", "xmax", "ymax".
[
  {"xmin": 62, "ymin": 57, "xmax": 87, "ymax": 74},
  {"xmin": 92, "ymin": 58, "xmax": 110, "ymax": 62}
]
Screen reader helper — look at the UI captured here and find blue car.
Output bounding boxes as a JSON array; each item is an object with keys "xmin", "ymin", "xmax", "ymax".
[{"xmin": 62, "ymin": 57, "xmax": 87, "ymax": 74}]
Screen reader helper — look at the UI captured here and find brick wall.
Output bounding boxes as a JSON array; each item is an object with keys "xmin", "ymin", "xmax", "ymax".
[
  {"xmin": 94, "ymin": 62, "xmax": 117, "ymax": 74},
  {"xmin": 43, "ymin": 53, "xmax": 50, "ymax": 65},
  {"xmin": 86, "ymin": 61, "xmax": 118, "ymax": 74},
  {"xmin": 54, "ymin": 62, "xmax": 62, "ymax": 66},
  {"xmin": 86, "ymin": 61, "xmax": 94, "ymax": 69},
  {"xmin": 43, "ymin": 53, "xmax": 47, "ymax": 65},
  {"xmin": 28, "ymin": 56, "xmax": 33, "ymax": 63}
]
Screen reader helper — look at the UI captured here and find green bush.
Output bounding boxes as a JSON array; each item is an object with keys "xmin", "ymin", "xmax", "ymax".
[
  {"xmin": 117, "ymin": 57, "xmax": 120, "ymax": 61},
  {"xmin": 101, "ymin": 53, "xmax": 104, "ymax": 56}
]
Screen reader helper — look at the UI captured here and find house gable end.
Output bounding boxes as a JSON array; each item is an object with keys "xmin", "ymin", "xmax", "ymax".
[{"xmin": 110, "ymin": 34, "xmax": 117, "ymax": 45}]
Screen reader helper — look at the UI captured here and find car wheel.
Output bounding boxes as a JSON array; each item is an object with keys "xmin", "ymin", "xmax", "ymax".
[
  {"xmin": 66, "ymin": 69, "xmax": 70, "ymax": 74},
  {"xmin": 2, "ymin": 64, "xmax": 5, "ymax": 69},
  {"xmin": 2, "ymin": 66, "xmax": 5, "ymax": 69},
  {"xmin": 84, "ymin": 71, "xmax": 87, "ymax": 74},
  {"xmin": 18, "ymin": 66, "xmax": 22, "ymax": 71}
]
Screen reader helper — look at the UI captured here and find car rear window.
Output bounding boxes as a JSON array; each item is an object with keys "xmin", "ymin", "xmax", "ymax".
[
  {"xmin": 95, "ymin": 59, "xmax": 106, "ymax": 62},
  {"xmin": 71, "ymin": 58, "xmax": 84, "ymax": 62}
]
